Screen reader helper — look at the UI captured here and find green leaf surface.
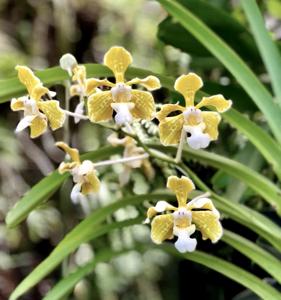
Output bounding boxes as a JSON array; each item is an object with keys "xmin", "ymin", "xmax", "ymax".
[
  {"xmin": 222, "ymin": 230, "xmax": 281, "ymax": 284},
  {"xmin": 43, "ymin": 227, "xmax": 281, "ymax": 300},
  {"xmin": 242, "ymin": 0, "xmax": 281, "ymax": 102},
  {"xmin": 5, "ymin": 146, "xmax": 122, "ymax": 228},
  {"xmin": 158, "ymin": 0, "xmax": 261, "ymax": 63},
  {"xmin": 157, "ymin": 0, "xmax": 281, "ymax": 144},
  {"xmin": 163, "ymin": 245, "xmax": 281, "ymax": 300}
]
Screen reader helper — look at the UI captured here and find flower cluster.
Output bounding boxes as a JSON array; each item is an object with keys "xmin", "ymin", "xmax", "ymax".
[{"xmin": 10, "ymin": 46, "xmax": 232, "ymax": 253}]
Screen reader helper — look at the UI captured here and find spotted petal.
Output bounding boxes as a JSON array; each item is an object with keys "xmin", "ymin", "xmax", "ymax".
[
  {"xmin": 81, "ymin": 170, "xmax": 100, "ymax": 194},
  {"xmin": 127, "ymin": 76, "xmax": 161, "ymax": 91},
  {"xmin": 192, "ymin": 210, "xmax": 223, "ymax": 243},
  {"xmin": 150, "ymin": 214, "xmax": 174, "ymax": 244},
  {"xmin": 158, "ymin": 114, "xmax": 184, "ymax": 146},
  {"xmin": 87, "ymin": 91, "xmax": 113, "ymax": 122},
  {"xmin": 130, "ymin": 90, "xmax": 155, "ymax": 120},
  {"xmin": 11, "ymin": 97, "xmax": 26, "ymax": 111},
  {"xmin": 196, "ymin": 95, "xmax": 232, "ymax": 113},
  {"xmin": 174, "ymin": 73, "xmax": 203, "ymax": 107},
  {"xmin": 38, "ymin": 100, "xmax": 65, "ymax": 130},
  {"xmin": 86, "ymin": 78, "xmax": 114, "ymax": 96},
  {"xmin": 30, "ymin": 116, "xmax": 48, "ymax": 138},
  {"xmin": 104, "ymin": 47, "xmax": 132, "ymax": 83},
  {"xmin": 16, "ymin": 66, "xmax": 41, "ymax": 96},
  {"xmin": 167, "ymin": 176, "xmax": 195, "ymax": 207},
  {"xmin": 58, "ymin": 161, "xmax": 78, "ymax": 174},
  {"xmin": 72, "ymin": 65, "xmax": 86, "ymax": 85},
  {"xmin": 201, "ymin": 111, "xmax": 221, "ymax": 140},
  {"xmin": 56, "ymin": 142, "xmax": 80, "ymax": 163}
]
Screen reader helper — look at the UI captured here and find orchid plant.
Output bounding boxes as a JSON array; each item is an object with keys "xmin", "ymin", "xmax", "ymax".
[
  {"xmin": 10, "ymin": 46, "xmax": 231, "ymax": 254},
  {"xmin": 5, "ymin": 1, "xmax": 281, "ymax": 299}
]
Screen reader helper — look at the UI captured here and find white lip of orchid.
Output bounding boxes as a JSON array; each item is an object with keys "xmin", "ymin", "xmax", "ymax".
[
  {"xmin": 111, "ymin": 102, "xmax": 135, "ymax": 125},
  {"xmin": 111, "ymin": 83, "xmax": 132, "ymax": 102},
  {"xmin": 183, "ymin": 106, "xmax": 202, "ymax": 123},
  {"xmin": 173, "ymin": 207, "xmax": 197, "ymax": 253},
  {"xmin": 183, "ymin": 123, "xmax": 211, "ymax": 150}
]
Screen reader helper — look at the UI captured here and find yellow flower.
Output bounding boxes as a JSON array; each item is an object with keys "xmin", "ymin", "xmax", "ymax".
[
  {"xmin": 10, "ymin": 66, "xmax": 65, "ymax": 138},
  {"xmin": 56, "ymin": 142, "xmax": 100, "ymax": 204},
  {"xmin": 107, "ymin": 133, "xmax": 154, "ymax": 185},
  {"xmin": 157, "ymin": 73, "xmax": 232, "ymax": 150},
  {"xmin": 145, "ymin": 175, "xmax": 223, "ymax": 253},
  {"xmin": 87, "ymin": 46, "xmax": 161, "ymax": 125}
]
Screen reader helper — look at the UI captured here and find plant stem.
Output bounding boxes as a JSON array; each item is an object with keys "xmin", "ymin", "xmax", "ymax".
[
  {"xmin": 93, "ymin": 153, "xmax": 149, "ymax": 168},
  {"xmin": 63, "ymin": 110, "xmax": 89, "ymax": 120},
  {"xmin": 175, "ymin": 129, "xmax": 186, "ymax": 162}
]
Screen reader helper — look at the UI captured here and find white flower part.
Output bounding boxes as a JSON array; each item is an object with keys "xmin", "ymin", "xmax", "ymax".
[
  {"xmin": 48, "ymin": 91, "xmax": 56, "ymax": 98},
  {"xmin": 183, "ymin": 123, "xmax": 211, "ymax": 150},
  {"xmin": 15, "ymin": 115, "xmax": 36, "ymax": 132},
  {"xmin": 14, "ymin": 97, "xmax": 46, "ymax": 133},
  {"xmin": 174, "ymin": 227, "xmax": 197, "ymax": 253},
  {"xmin": 154, "ymin": 201, "xmax": 174, "ymax": 213},
  {"xmin": 70, "ymin": 182, "xmax": 83, "ymax": 204},
  {"xmin": 59, "ymin": 53, "xmax": 77, "ymax": 76},
  {"xmin": 111, "ymin": 102, "xmax": 135, "ymax": 125},
  {"xmin": 173, "ymin": 208, "xmax": 197, "ymax": 253},
  {"xmin": 71, "ymin": 160, "xmax": 94, "ymax": 184},
  {"xmin": 187, "ymin": 197, "xmax": 220, "ymax": 218},
  {"xmin": 74, "ymin": 101, "xmax": 85, "ymax": 124},
  {"xmin": 183, "ymin": 106, "xmax": 202, "ymax": 124},
  {"xmin": 111, "ymin": 83, "xmax": 132, "ymax": 102}
]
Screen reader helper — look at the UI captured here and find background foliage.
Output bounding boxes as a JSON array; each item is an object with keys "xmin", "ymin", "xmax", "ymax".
[{"xmin": 1, "ymin": 0, "xmax": 281, "ymax": 299}]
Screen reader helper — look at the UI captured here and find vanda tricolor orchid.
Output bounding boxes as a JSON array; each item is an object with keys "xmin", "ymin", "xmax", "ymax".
[
  {"xmin": 156, "ymin": 73, "xmax": 232, "ymax": 161},
  {"xmin": 87, "ymin": 46, "xmax": 161, "ymax": 127},
  {"xmin": 56, "ymin": 142, "xmax": 100, "ymax": 204},
  {"xmin": 145, "ymin": 176, "xmax": 223, "ymax": 253},
  {"xmin": 10, "ymin": 66, "xmax": 65, "ymax": 138}
]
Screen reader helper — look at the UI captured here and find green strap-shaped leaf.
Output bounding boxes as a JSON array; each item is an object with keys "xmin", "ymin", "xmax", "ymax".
[
  {"xmin": 163, "ymin": 245, "xmax": 281, "ymax": 300},
  {"xmin": 43, "ymin": 226, "xmax": 281, "ymax": 300},
  {"xmin": 157, "ymin": 0, "xmax": 281, "ymax": 145},
  {"xmin": 5, "ymin": 146, "xmax": 122, "ymax": 228},
  {"xmin": 9, "ymin": 191, "xmax": 281, "ymax": 300},
  {"xmin": 242, "ymin": 0, "xmax": 281, "ymax": 103},
  {"xmin": 222, "ymin": 230, "xmax": 281, "ymax": 283}
]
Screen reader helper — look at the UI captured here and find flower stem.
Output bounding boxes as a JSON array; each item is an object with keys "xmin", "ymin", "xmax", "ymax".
[
  {"xmin": 175, "ymin": 129, "xmax": 186, "ymax": 163},
  {"xmin": 93, "ymin": 153, "xmax": 149, "ymax": 168},
  {"xmin": 63, "ymin": 110, "xmax": 89, "ymax": 120}
]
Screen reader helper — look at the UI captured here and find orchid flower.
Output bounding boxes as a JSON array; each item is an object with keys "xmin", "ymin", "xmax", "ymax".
[
  {"xmin": 107, "ymin": 133, "xmax": 154, "ymax": 185},
  {"xmin": 87, "ymin": 46, "xmax": 161, "ymax": 126},
  {"xmin": 56, "ymin": 142, "xmax": 100, "ymax": 204},
  {"xmin": 10, "ymin": 66, "xmax": 65, "ymax": 138},
  {"xmin": 156, "ymin": 73, "xmax": 232, "ymax": 161},
  {"xmin": 60, "ymin": 53, "xmax": 100, "ymax": 123},
  {"xmin": 145, "ymin": 176, "xmax": 223, "ymax": 253}
]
